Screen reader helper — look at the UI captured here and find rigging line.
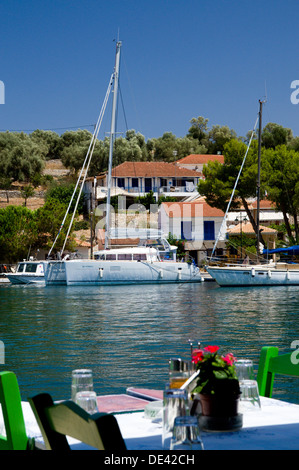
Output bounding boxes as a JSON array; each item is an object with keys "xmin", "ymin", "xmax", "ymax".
[
  {"xmin": 209, "ymin": 112, "xmax": 260, "ymax": 263},
  {"xmin": 48, "ymin": 73, "xmax": 114, "ymax": 258},
  {"xmin": 60, "ymin": 74, "xmax": 114, "ymax": 256}
]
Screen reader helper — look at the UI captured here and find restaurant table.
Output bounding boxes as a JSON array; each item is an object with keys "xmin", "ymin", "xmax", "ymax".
[{"xmin": 16, "ymin": 395, "xmax": 299, "ymax": 450}]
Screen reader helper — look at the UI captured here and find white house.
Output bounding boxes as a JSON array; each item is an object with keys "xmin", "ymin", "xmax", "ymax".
[
  {"xmin": 159, "ymin": 199, "xmax": 226, "ymax": 264},
  {"xmin": 84, "ymin": 161, "xmax": 202, "ymax": 203}
]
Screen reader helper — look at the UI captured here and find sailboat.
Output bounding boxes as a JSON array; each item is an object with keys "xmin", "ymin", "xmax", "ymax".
[
  {"xmin": 206, "ymin": 100, "xmax": 299, "ymax": 287},
  {"xmin": 45, "ymin": 42, "xmax": 203, "ymax": 286}
]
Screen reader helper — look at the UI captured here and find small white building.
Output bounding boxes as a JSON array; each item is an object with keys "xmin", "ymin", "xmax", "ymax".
[{"xmin": 159, "ymin": 200, "xmax": 226, "ymax": 264}]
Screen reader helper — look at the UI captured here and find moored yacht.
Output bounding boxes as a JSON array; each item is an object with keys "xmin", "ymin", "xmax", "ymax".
[
  {"xmin": 45, "ymin": 245, "xmax": 203, "ymax": 286},
  {"xmin": 206, "ymin": 261, "xmax": 299, "ymax": 287}
]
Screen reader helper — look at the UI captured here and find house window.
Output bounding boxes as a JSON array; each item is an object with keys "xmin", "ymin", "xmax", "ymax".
[
  {"xmin": 173, "ymin": 179, "xmax": 185, "ymax": 187},
  {"xmin": 132, "ymin": 178, "xmax": 139, "ymax": 188},
  {"xmin": 181, "ymin": 221, "xmax": 192, "ymax": 240},
  {"xmin": 144, "ymin": 178, "xmax": 152, "ymax": 192},
  {"xmin": 204, "ymin": 221, "xmax": 215, "ymax": 240},
  {"xmin": 117, "ymin": 178, "xmax": 125, "ymax": 188}
]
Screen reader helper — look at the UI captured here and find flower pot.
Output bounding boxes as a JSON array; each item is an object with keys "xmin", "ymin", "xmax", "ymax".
[
  {"xmin": 193, "ymin": 393, "xmax": 243, "ymax": 432},
  {"xmin": 199, "ymin": 393, "xmax": 240, "ymax": 417}
]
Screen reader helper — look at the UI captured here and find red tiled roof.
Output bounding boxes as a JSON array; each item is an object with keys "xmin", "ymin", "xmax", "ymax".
[
  {"xmin": 110, "ymin": 161, "xmax": 201, "ymax": 177},
  {"xmin": 228, "ymin": 222, "xmax": 277, "ymax": 234},
  {"xmin": 251, "ymin": 199, "xmax": 277, "ymax": 209},
  {"xmin": 161, "ymin": 201, "xmax": 224, "ymax": 218},
  {"xmin": 176, "ymin": 154, "xmax": 224, "ymax": 164}
]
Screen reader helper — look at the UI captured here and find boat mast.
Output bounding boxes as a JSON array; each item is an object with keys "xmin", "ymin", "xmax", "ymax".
[
  {"xmin": 105, "ymin": 41, "xmax": 121, "ymax": 250},
  {"xmin": 256, "ymin": 99, "xmax": 263, "ymax": 256}
]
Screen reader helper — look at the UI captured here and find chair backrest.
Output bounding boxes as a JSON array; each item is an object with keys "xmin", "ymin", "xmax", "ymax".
[
  {"xmin": 0, "ymin": 371, "xmax": 28, "ymax": 450},
  {"xmin": 257, "ymin": 346, "xmax": 299, "ymax": 398},
  {"xmin": 29, "ymin": 393, "xmax": 127, "ymax": 450}
]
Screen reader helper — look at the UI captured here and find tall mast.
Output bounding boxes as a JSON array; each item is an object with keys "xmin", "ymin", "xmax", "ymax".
[
  {"xmin": 256, "ymin": 99, "xmax": 263, "ymax": 256},
  {"xmin": 105, "ymin": 41, "xmax": 121, "ymax": 250}
]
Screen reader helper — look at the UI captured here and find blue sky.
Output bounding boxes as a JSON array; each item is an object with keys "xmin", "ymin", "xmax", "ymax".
[{"xmin": 1, "ymin": 0, "xmax": 299, "ymax": 142}]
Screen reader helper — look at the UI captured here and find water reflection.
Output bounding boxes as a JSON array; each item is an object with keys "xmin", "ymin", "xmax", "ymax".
[{"xmin": 1, "ymin": 282, "xmax": 299, "ymax": 403}]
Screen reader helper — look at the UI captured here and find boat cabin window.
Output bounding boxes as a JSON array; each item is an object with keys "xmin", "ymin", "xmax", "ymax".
[
  {"xmin": 106, "ymin": 254, "xmax": 117, "ymax": 260},
  {"xmin": 25, "ymin": 263, "xmax": 38, "ymax": 273},
  {"xmin": 17, "ymin": 263, "xmax": 25, "ymax": 272},
  {"xmin": 133, "ymin": 253, "xmax": 146, "ymax": 261},
  {"xmin": 94, "ymin": 254, "xmax": 105, "ymax": 260},
  {"xmin": 117, "ymin": 254, "xmax": 133, "ymax": 260}
]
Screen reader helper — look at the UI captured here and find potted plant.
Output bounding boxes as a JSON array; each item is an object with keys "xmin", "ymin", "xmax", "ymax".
[{"xmin": 191, "ymin": 345, "xmax": 241, "ymax": 418}]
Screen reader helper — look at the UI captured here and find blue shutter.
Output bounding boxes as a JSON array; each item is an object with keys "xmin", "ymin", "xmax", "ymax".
[{"xmin": 204, "ymin": 221, "xmax": 215, "ymax": 240}]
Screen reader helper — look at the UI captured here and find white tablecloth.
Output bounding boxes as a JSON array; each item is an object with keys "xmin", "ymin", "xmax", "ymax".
[{"xmin": 22, "ymin": 396, "xmax": 299, "ymax": 450}]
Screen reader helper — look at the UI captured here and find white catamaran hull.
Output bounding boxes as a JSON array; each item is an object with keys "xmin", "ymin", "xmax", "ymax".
[
  {"xmin": 206, "ymin": 264, "xmax": 299, "ymax": 287},
  {"xmin": 45, "ymin": 259, "xmax": 203, "ymax": 286}
]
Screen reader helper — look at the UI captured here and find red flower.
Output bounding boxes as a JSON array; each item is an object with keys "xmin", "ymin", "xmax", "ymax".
[
  {"xmin": 222, "ymin": 353, "xmax": 235, "ymax": 366},
  {"xmin": 204, "ymin": 345, "xmax": 219, "ymax": 354},
  {"xmin": 191, "ymin": 349, "xmax": 204, "ymax": 364}
]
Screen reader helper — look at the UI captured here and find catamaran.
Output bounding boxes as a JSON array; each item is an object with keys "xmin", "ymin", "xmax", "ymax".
[{"xmin": 45, "ymin": 42, "xmax": 203, "ymax": 286}]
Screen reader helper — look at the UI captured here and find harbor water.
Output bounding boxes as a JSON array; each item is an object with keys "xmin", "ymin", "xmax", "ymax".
[{"xmin": 1, "ymin": 281, "xmax": 299, "ymax": 404}]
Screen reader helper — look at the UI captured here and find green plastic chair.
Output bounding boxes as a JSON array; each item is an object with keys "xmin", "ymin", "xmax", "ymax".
[
  {"xmin": 0, "ymin": 371, "xmax": 29, "ymax": 450},
  {"xmin": 257, "ymin": 346, "xmax": 299, "ymax": 398}
]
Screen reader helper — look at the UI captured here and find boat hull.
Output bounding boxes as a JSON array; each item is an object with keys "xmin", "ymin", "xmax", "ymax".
[
  {"xmin": 206, "ymin": 265, "xmax": 299, "ymax": 287},
  {"xmin": 45, "ymin": 259, "xmax": 203, "ymax": 286},
  {"xmin": 5, "ymin": 274, "xmax": 45, "ymax": 285}
]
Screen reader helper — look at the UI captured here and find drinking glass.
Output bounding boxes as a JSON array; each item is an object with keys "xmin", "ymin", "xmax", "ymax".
[
  {"xmin": 235, "ymin": 359, "xmax": 255, "ymax": 381},
  {"xmin": 239, "ymin": 380, "xmax": 261, "ymax": 412},
  {"xmin": 170, "ymin": 416, "xmax": 204, "ymax": 450},
  {"xmin": 162, "ymin": 388, "xmax": 189, "ymax": 449},
  {"xmin": 75, "ymin": 391, "xmax": 98, "ymax": 414},
  {"xmin": 169, "ymin": 358, "xmax": 191, "ymax": 389},
  {"xmin": 71, "ymin": 369, "xmax": 93, "ymax": 401}
]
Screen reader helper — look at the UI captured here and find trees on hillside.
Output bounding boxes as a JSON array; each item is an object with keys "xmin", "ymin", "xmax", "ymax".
[
  {"xmin": 0, "ymin": 132, "xmax": 45, "ymax": 183},
  {"xmin": 0, "ymin": 182, "xmax": 82, "ymax": 262},
  {"xmin": 187, "ymin": 116, "xmax": 237, "ymax": 154}
]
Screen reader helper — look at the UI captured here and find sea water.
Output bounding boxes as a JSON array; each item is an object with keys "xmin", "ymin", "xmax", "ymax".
[{"xmin": 1, "ymin": 282, "xmax": 299, "ymax": 403}]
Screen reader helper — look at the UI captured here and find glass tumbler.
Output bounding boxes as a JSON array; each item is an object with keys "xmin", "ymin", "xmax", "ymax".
[
  {"xmin": 239, "ymin": 380, "xmax": 261, "ymax": 412},
  {"xmin": 170, "ymin": 416, "xmax": 204, "ymax": 450},
  {"xmin": 162, "ymin": 388, "xmax": 189, "ymax": 449},
  {"xmin": 76, "ymin": 391, "xmax": 98, "ymax": 414},
  {"xmin": 235, "ymin": 359, "xmax": 255, "ymax": 381},
  {"xmin": 71, "ymin": 369, "xmax": 93, "ymax": 401}
]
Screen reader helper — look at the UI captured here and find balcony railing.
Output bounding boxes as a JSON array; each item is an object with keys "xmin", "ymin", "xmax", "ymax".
[{"xmin": 115, "ymin": 185, "xmax": 197, "ymax": 194}]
